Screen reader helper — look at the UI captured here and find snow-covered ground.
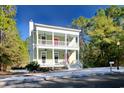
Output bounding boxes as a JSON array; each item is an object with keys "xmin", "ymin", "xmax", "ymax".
[{"xmin": 1, "ymin": 67, "xmax": 124, "ymax": 82}]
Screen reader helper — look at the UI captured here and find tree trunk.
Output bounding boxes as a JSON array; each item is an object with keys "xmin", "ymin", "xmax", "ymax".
[
  {"xmin": 0, "ymin": 63, "xmax": 7, "ymax": 72},
  {"xmin": 3, "ymin": 64, "xmax": 7, "ymax": 71},
  {"xmin": 0, "ymin": 63, "xmax": 1, "ymax": 71},
  {"xmin": 1, "ymin": 63, "xmax": 3, "ymax": 71}
]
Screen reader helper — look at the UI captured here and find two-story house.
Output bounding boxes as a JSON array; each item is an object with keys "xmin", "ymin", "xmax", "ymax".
[{"xmin": 29, "ymin": 19, "xmax": 82, "ymax": 69}]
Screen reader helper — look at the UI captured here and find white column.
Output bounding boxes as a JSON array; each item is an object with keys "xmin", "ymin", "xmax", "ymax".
[
  {"xmin": 37, "ymin": 31, "xmax": 39, "ymax": 45},
  {"xmin": 36, "ymin": 30, "xmax": 39, "ymax": 61},
  {"xmin": 65, "ymin": 34, "xmax": 68, "ymax": 66},
  {"xmin": 65, "ymin": 34, "xmax": 67, "ymax": 47},
  {"xmin": 52, "ymin": 32, "xmax": 54, "ymax": 47},
  {"xmin": 65, "ymin": 50, "xmax": 67, "ymax": 63},
  {"xmin": 78, "ymin": 35, "xmax": 80, "ymax": 48},
  {"xmin": 52, "ymin": 32, "xmax": 55, "ymax": 66},
  {"xmin": 78, "ymin": 35, "xmax": 80, "ymax": 63},
  {"xmin": 52, "ymin": 49, "xmax": 55, "ymax": 67},
  {"xmin": 78, "ymin": 35, "xmax": 82, "ymax": 68},
  {"xmin": 32, "ymin": 31, "xmax": 34, "ymax": 61},
  {"xmin": 65, "ymin": 34, "xmax": 67, "ymax": 64},
  {"xmin": 78, "ymin": 50, "xmax": 79, "ymax": 63}
]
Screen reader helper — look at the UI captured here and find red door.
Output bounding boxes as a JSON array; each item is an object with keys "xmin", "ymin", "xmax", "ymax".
[{"xmin": 54, "ymin": 38, "xmax": 59, "ymax": 45}]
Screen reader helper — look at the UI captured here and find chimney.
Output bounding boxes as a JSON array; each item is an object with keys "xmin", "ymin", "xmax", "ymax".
[{"xmin": 29, "ymin": 19, "xmax": 34, "ymax": 36}]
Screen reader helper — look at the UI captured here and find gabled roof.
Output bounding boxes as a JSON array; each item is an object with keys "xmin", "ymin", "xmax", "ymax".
[{"xmin": 34, "ymin": 23, "xmax": 81, "ymax": 32}]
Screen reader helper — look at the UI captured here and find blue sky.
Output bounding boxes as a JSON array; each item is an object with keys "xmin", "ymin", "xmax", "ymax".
[{"xmin": 16, "ymin": 5, "xmax": 109, "ymax": 40}]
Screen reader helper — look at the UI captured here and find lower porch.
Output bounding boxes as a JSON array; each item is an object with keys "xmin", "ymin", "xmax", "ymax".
[{"xmin": 32, "ymin": 48, "xmax": 79, "ymax": 67}]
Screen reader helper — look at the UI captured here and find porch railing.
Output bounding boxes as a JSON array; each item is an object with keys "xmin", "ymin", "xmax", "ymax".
[
  {"xmin": 38, "ymin": 39, "xmax": 78, "ymax": 48},
  {"xmin": 38, "ymin": 40, "xmax": 52, "ymax": 46}
]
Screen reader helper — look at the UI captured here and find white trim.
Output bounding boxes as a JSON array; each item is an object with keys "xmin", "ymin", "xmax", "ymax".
[
  {"xmin": 52, "ymin": 32, "xmax": 55, "ymax": 66},
  {"xmin": 36, "ymin": 28, "xmax": 39, "ymax": 60},
  {"xmin": 65, "ymin": 49, "xmax": 67, "ymax": 63},
  {"xmin": 35, "ymin": 23, "xmax": 81, "ymax": 32},
  {"xmin": 36, "ymin": 28, "xmax": 79, "ymax": 35},
  {"xmin": 52, "ymin": 32, "xmax": 54, "ymax": 46},
  {"xmin": 78, "ymin": 50, "xmax": 79, "ymax": 63},
  {"xmin": 65, "ymin": 34, "xmax": 67, "ymax": 48},
  {"xmin": 37, "ymin": 59, "xmax": 65, "ymax": 67},
  {"xmin": 52, "ymin": 49, "xmax": 55, "ymax": 66},
  {"xmin": 78, "ymin": 35, "xmax": 79, "ymax": 51},
  {"xmin": 32, "ymin": 32, "xmax": 34, "ymax": 60},
  {"xmin": 37, "ymin": 45, "xmax": 79, "ymax": 50}
]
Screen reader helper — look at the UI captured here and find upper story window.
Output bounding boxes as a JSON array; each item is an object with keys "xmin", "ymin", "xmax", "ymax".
[
  {"xmin": 39, "ymin": 33, "xmax": 46, "ymax": 40},
  {"xmin": 39, "ymin": 33, "xmax": 46, "ymax": 44}
]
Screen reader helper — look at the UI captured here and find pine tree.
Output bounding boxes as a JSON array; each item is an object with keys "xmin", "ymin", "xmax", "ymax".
[
  {"xmin": 0, "ymin": 5, "xmax": 29, "ymax": 71},
  {"xmin": 72, "ymin": 6, "xmax": 124, "ymax": 67}
]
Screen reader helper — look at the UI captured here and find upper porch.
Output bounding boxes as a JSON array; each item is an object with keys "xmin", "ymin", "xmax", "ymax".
[
  {"xmin": 29, "ymin": 20, "xmax": 81, "ymax": 50},
  {"xmin": 31, "ymin": 30, "xmax": 80, "ymax": 49}
]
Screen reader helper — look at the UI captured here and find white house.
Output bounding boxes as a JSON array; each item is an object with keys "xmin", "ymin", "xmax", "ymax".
[{"xmin": 29, "ymin": 20, "xmax": 82, "ymax": 69}]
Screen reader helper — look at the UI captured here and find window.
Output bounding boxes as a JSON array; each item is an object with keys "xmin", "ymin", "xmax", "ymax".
[
  {"xmin": 54, "ymin": 52, "xmax": 59, "ymax": 63},
  {"xmin": 39, "ymin": 33, "xmax": 46, "ymax": 44},
  {"xmin": 41, "ymin": 51, "xmax": 47, "ymax": 63},
  {"xmin": 38, "ymin": 34, "xmax": 42, "ymax": 39}
]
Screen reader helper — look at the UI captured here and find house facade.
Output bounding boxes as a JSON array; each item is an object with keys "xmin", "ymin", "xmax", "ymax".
[{"xmin": 29, "ymin": 20, "xmax": 81, "ymax": 69}]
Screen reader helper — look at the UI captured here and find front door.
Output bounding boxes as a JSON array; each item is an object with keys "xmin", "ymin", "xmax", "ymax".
[
  {"xmin": 54, "ymin": 38, "xmax": 59, "ymax": 46},
  {"xmin": 42, "ymin": 51, "xmax": 46, "ymax": 63},
  {"xmin": 54, "ymin": 52, "xmax": 59, "ymax": 63}
]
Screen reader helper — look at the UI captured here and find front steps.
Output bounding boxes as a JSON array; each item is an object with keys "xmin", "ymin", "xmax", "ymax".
[{"xmin": 67, "ymin": 62, "xmax": 83, "ymax": 70}]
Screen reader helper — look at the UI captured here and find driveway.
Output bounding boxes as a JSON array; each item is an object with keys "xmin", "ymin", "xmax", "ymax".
[{"xmin": 0, "ymin": 67, "xmax": 124, "ymax": 88}]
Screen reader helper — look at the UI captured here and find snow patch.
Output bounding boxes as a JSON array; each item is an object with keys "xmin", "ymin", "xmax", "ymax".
[{"xmin": 1, "ymin": 67, "xmax": 124, "ymax": 82}]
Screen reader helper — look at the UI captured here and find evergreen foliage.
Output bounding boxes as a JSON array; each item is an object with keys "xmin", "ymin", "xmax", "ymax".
[
  {"xmin": 0, "ymin": 5, "xmax": 29, "ymax": 71},
  {"xmin": 72, "ymin": 6, "xmax": 124, "ymax": 67}
]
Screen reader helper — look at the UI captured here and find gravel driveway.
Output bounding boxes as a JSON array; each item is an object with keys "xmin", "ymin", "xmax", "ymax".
[{"xmin": 0, "ymin": 67, "xmax": 124, "ymax": 88}]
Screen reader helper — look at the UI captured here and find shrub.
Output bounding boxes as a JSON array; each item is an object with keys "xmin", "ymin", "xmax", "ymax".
[
  {"xmin": 25, "ymin": 61, "xmax": 40, "ymax": 72},
  {"xmin": 37, "ymin": 67, "xmax": 51, "ymax": 72}
]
